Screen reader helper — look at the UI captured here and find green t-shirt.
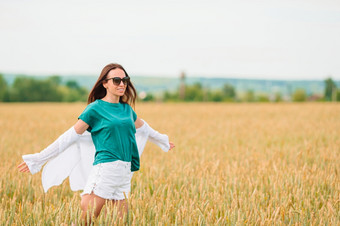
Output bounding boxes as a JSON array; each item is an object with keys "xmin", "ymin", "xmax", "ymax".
[{"xmin": 78, "ymin": 99, "xmax": 139, "ymax": 171}]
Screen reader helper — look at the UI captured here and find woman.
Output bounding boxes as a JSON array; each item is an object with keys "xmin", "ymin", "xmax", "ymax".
[{"xmin": 18, "ymin": 63, "xmax": 175, "ymax": 223}]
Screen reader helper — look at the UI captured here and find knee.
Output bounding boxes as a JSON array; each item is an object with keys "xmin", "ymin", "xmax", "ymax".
[{"xmin": 81, "ymin": 198, "xmax": 88, "ymax": 212}]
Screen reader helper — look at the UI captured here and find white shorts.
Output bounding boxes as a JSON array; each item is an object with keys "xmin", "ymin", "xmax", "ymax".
[{"xmin": 81, "ymin": 160, "xmax": 132, "ymax": 200}]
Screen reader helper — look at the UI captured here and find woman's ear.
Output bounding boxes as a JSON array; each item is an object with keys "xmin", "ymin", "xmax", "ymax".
[{"xmin": 102, "ymin": 80, "xmax": 107, "ymax": 89}]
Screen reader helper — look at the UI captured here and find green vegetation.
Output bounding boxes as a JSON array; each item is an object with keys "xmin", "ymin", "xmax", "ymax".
[
  {"xmin": 0, "ymin": 74, "xmax": 8, "ymax": 101},
  {"xmin": 292, "ymin": 89, "xmax": 307, "ymax": 102},
  {"xmin": 0, "ymin": 74, "xmax": 87, "ymax": 102},
  {"xmin": 324, "ymin": 78, "xmax": 338, "ymax": 101},
  {"xmin": 161, "ymin": 83, "xmax": 237, "ymax": 102},
  {"xmin": 1, "ymin": 74, "xmax": 340, "ymax": 103},
  {"xmin": 155, "ymin": 77, "xmax": 340, "ymax": 103}
]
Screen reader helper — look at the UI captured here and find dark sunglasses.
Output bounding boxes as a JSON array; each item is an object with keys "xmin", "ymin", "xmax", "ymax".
[{"xmin": 105, "ymin": 77, "xmax": 130, "ymax": 86}]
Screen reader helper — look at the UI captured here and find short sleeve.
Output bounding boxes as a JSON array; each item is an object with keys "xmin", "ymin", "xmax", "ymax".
[
  {"xmin": 132, "ymin": 109, "xmax": 137, "ymax": 122},
  {"xmin": 78, "ymin": 104, "xmax": 95, "ymax": 132}
]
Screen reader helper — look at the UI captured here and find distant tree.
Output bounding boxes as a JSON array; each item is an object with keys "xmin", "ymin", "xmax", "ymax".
[
  {"xmin": 222, "ymin": 83, "xmax": 236, "ymax": 100},
  {"xmin": 66, "ymin": 80, "xmax": 80, "ymax": 89},
  {"xmin": 184, "ymin": 83, "xmax": 204, "ymax": 101},
  {"xmin": 179, "ymin": 71, "xmax": 186, "ymax": 100},
  {"xmin": 10, "ymin": 76, "xmax": 37, "ymax": 101},
  {"xmin": 143, "ymin": 93, "xmax": 155, "ymax": 102},
  {"xmin": 209, "ymin": 90, "xmax": 224, "ymax": 102},
  {"xmin": 324, "ymin": 78, "xmax": 337, "ymax": 101},
  {"xmin": 10, "ymin": 76, "xmax": 63, "ymax": 102},
  {"xmin": 163, "ymin": 91, "xmax": 171, "ymax": 101},
  {"xmin": 337, "ymin": 90, "xmax": 340, "ymax": 102},
  {"xmin": 163, "ymin": 91, "xmax": 179, "ymax": 102},
  {"xmin": 274, "ymin": 92, "xmax": 282, "ymax": 102},
  {"xmin": 242, "ymin": 90, "xmax": 255, "ymax": 102},
  {"xmin": 292, "ymin": 89, "xmax": 307, "ymax": 102},
  {"xmin": 256, "ymin": 93, "xmax": 270, "ymax": 102},
  {"xmin": 48, "ymin": 75, "xmax": 62, "ymax": 86},
  {"xmin": 138, "ymin": 91, "xmax": 155, "ymax": 102},
  {"xmin": 0, "ymin": 74, "xmax": 7, "ymax": 101},
  {"xmin": 62, "ymin": 80, "xmax": 88, "ymax": 102}
]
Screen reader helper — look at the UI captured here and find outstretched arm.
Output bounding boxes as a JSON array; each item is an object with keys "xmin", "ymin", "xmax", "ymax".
[
  {"xmin": 18, "ymin": 120, "xmax": 89, "ymax": 174},
  {"xmin": 135, "ymin": 118, "xmax": 175, "ymax": 152},
  {"xmin": 135, "ymin": 117, "xmax": 145, "ymax": 129}
]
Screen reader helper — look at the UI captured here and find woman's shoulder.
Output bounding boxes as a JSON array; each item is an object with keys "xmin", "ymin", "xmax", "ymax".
[
  {"xmin": 121, "ymin": 102, "xmax": 134, "ymax": 110},
  {"xmin": 83, "ymin": 100, "xmax": 101, "ymax": 111},
  {"xmin": 89, "ymin": 99, "xmax": 100, "ymax": 106}
]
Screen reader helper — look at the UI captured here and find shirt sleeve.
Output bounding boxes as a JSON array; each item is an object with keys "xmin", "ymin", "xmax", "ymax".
[
  {"xmin": 78, "ymin": 104, "xmax": 95, "ymax": 132},
  {"xmin": 132, "ymin": 109, "xmax": 137, "ymax": 122}
]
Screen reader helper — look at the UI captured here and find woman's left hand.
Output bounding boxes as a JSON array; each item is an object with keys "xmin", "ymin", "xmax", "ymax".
[
  {"xmin": 17, "ymin": 162, "xmax": 30, "ymax": 173},
  {"xmin": 169, "ymin": 142, "xmax": 175, "ymax": 150}
]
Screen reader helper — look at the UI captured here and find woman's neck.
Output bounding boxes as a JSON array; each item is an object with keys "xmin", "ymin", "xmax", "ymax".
[{"xmin": 101, "ymin": 95, "xmax": 120, "ymax": 103}]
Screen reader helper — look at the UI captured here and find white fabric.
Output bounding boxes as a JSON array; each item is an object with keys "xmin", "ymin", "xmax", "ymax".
[
  {"xmin": 22, "ymin": 127, "xmax": 80, "ymax": 175},
  {"xmin": 146, "ymin": 122, "xmax": 170, "ymax": 152},
  {"xmin": 39, "ymin": 119, "xmax": 169, "ymax": 192},
  {"xmin": 81, "ymin": 161, "xmax": 132, "ymax": 200}
]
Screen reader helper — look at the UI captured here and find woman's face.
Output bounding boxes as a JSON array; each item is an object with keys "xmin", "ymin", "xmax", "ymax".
[{"xmin": 103, "ymin": 68, "xmax": 127, "ymax": 97}]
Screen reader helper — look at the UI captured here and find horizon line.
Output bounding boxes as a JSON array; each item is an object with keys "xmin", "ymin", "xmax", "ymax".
[{"xmin": 1, "ymin": 71, "xmax": 340, "ymax": 82}]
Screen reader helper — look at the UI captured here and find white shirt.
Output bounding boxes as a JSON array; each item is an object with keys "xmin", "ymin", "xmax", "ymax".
[{"xmin": 39, "ymin": 120, "xmax": 169, "ymax": 192}]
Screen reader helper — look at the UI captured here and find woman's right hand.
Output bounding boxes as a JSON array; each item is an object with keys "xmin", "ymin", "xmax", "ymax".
[{"xmin": 17, "ymin": 162, "xmax": 30, "ymax": 173}]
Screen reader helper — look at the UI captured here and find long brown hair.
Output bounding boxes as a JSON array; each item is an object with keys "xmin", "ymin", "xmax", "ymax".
[{"xmin": 88, "ymin": 63, "xmax": 137, "ymax": 107}]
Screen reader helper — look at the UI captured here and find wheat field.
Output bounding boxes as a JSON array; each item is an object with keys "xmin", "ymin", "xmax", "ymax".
[{"xmin": 0, "ymin": 102, "xmax": 339, "ymax": 225}]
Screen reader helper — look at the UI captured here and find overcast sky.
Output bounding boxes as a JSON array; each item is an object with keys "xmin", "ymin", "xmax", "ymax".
[{"xmin": 1, "ymin": 0, "xmax": 340, "ymax": 80}]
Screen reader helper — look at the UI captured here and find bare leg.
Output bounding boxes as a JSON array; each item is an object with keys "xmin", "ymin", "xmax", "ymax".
[
  {"xmin": 108, "ymin": 199, "xmax": 128, "ymax": 219},
  {"xmin": 80, "ymin": 192, "xmax": 106, "ymax": 225}
]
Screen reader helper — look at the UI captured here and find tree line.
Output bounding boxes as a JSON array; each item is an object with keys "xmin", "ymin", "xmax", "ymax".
[
  {"xmin": 0, "ymin": 74, "xmax": 339, "ymax": 102},
  {"xmin": 145, "ymin": 78, "xmax": 340, "ymax": 102},
  {"xmin": 0, "ymin": 75, "xmax": 88, "ymax": 102}
]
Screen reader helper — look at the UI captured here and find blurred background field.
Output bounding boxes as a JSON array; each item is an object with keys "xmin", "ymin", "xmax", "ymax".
[{"xmin": 0, "ymin": 102, "xmax": 339, "ymax": 225}]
